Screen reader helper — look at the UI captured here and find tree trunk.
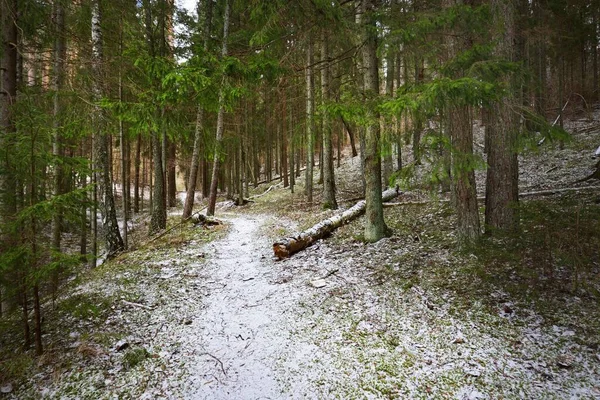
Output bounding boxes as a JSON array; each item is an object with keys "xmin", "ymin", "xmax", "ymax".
[
  {"xmin": 150, "ymin": 127, "xmax": 166, "ymax": 232},
  {"xmin": 485, "ymin": 0, "xmax": 520, "ymax": 233},
  {"xmin": 449, "ymin": 105, "xmax": 480, "ymax": 243},
  {"xmin": 321, "ymin": 30, "xmax": 337, "ymax": 209},
  {"xmin": 183, "ymin": 106, "xmax": 204, "ymax": 219},
  {"xmin": 92, "ymin": 0, "xmax": 124, "ymax": 256},
  {"xmin": 119, "ymin": 23, "xmax": 128, "ymax": 248},
  {"xmin": 382, "ymin": 50, "xmax": 395, "ymax": 186},
  {"xmin": 134, "ymin": 133, "xmax": 141, "ymax": 213},
  {"xmin": 305, "ymin": 37, "xmax": 315, "ymax": 203},
  {"xmin": 361, "ymin": 0, "xmax": 388, "ymax": 242},
  {"xmin": 51, "ymin": 0, "xmax": 66, "ymax": 254},
  {"xmin": 207, "ymin": 0, "xmax": 231, "ymax": 216},
  {"xmin": 445, "ymin": 0, "xmax": 480, "ymax": 245},
  {"xmin": 341, "ymin": 117, "xmax": 358, "ymax": 157},
  {"xmin": 167, "ymin": 139, "xmax": 176, "ymax": 207},
  {"xmin": 1, "ymin": 0, "xmax": 18, "ymax": 217},
  {"xmin": 274, "ymin": 188, "xmax": 400, "ymax": 259},
  {"xmin": 413, "ymin": 59, "xmax": 423, "ymax": 165},
  {"xmin": 280, "ymin": 86, "xmax": 289, "ymax": 188}
]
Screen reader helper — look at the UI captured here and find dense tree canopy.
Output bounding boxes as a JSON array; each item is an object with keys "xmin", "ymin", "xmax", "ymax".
[{"xmin": 0, "ymin": 0, "xmax": 596, "ymax": 356}]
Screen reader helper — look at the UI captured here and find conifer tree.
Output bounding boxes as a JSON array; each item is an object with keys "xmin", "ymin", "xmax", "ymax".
[
  {"xmin": 361, "ymin": 0, "xmax": 388, "ymax": 242},
  {"xmin": 91, "ymin": 0, "xmax": 125, "ymax": 256}
]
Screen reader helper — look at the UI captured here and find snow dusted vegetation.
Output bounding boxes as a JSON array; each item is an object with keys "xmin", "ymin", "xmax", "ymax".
[{"xmin": 2, "ymin": 111, "xmax": 600, "ymax": 399}]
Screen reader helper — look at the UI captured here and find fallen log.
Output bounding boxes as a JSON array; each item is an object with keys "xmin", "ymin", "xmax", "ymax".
[
  {"xmin": 273, "ymin": 187, "xmax": 401, "ymax": 259},
  {"xmin": 382, "ymin": 185, "xmax": 600, "ymax": 208}
]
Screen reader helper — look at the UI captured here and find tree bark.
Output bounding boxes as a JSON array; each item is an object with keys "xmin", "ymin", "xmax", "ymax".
[
  {"xmin": 1, "ymin": 0, "xmax": 18, "ymax": 217},
  {"xmin": 321, "ymin": 30, "xmax": 337, "ymax": 209},
  {"xmin": 91, "ymin": 0, "xmax": 124, "ymax": 256},
  {"xmin": 485, "ymin": 0, "xmax": 520, "ymax": 233},
  {"xmin": 134, "ymin": 133, "xmax": 141, "ymax": 213},
  {"xmin": 207, "ymin": 0, "xmax": 231, "ymax": 216},
  {"xmin": 167, "ymin": 139, "xmax": 176, "ymax": 207},
  {"xmin": 280, "ymin": 85, "xmax": 289, "ymax": 188},
  {"xmin": 51, "ymin": 0, "xmax": 67, "ymax": 254},
  {"xmin": 341, "ymin": 117, "xmax": 358, "ymax": 157},
  {"xmin": 445, "ymin": 0, "xmax": 480, "ymax": 244},
  {"xmin": 305, "ymin": 36, "xmax": 315, "ymax": 204},
  {"xmin": 382, "ymin": 50, "xmax": 395, "ymax": 186},
  {"xmin": 273, "ymin": 187, "xmax": 400, "ymax": 259},
  {"xmin": 361, "ymin": 0, "xmax": 388, "ymax": 242}
]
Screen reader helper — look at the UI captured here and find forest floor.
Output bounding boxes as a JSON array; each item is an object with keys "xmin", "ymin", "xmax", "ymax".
[{"xmin": 2, "ymin": 107, "xmax": 600, "ymax": 399}]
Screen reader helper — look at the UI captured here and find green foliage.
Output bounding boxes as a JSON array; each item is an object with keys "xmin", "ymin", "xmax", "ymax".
[
  {"xmin": 381, "ymin": 77, "xmax": 501, "ymax": 119},
  {"xmin": 0, "ymin": 353, "xmax": 34, "ymax": 386},
  {"xmin": 516, "ymin": 106, "xmax": 571, "ymax": 152},
  {"xmin": 59, "ymin": 294, "xmax": 111, "ymax": 321},
  {"xmin": 476, "ymin": 196, "xmax": 600, "ymax": 293},
  {"xmin": 123, "ymin": 348, "xmax": 150, "ymax": 370}
]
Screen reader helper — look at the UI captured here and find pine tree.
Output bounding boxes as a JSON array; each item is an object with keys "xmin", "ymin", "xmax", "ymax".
[
  {"xmin": 361, "ymin": 0, "xmax": 388, "ymax": 242},
  {"xmin": 91, "ymin": 0, "xmax": 125, "ymax": 256}
]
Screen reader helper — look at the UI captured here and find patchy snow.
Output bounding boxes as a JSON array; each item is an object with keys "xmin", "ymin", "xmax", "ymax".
[{"xmin": 4, "ymin": 108, "xmax": 600, "ymax": 399}]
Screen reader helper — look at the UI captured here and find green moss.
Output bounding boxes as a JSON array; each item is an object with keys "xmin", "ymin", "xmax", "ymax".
[
  {"xmin": 0, "ymin": 353, "xmax": 34, "ymax": 385},
  {"xmin": 59, "ymin": 294, "xmax": 111, "ymax": 321},
  {"xmin": 123, "ymin": 347, "xmax": 150, "ymax": 370}
]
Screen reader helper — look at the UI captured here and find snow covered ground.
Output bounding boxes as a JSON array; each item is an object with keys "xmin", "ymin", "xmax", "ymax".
[{"xmin": 2, "ymin": 108, "xmax": 600, "ymax": 399}]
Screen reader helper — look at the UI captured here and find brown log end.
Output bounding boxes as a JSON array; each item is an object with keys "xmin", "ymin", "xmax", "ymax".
[{"xmin": 273, "ymin": 243, "xmax": 290, "ymax": 259}]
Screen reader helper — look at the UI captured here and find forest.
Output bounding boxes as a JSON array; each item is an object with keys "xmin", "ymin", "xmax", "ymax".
[{"xmin": 1, "ymin": 0, "xmax": 600, "ymax": 398}]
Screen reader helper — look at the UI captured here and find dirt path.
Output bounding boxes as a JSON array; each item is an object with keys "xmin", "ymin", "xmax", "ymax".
[{"xmin": 183, "ymin": 215, "xmax": 301, "ymax": 399}]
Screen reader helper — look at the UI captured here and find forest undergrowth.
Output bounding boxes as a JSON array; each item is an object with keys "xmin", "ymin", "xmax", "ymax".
[{"xmin": 1, "ymin": 108, "xmax": 600, "ymax": 399}]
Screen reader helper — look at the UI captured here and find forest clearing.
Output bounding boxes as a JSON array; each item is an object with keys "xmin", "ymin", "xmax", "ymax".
[{"xmin": 2, "ymin": 0, "xmax": 600, "ymax": 399}]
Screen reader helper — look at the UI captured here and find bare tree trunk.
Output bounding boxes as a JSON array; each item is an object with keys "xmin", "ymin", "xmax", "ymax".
[
  {"xmin": 134, "ymin": 133, "xmax": 141, "ymax": 213},
  {"xmin": 280, "ymin": 86, "xmax": 289, "ymax": 188},
  {"xmin": 150, "ymin": 126, "xmax": 166, "ymax": 232},
  {"xmin": 167, "ymin": 140, "xmax": 176, "ymax": 207},
  {"xmin": 183, "ymin": 106, "xmax": 205, "ymax": 219},
  {"xmin": 382, "ymin": 50, "xmax": 394, "ymax": 186},
  {"xmin": 396, "ymin": 52, "xmax": 403, "ymax": 171},
  {"xmin": 413, "ymin": 59, "xmax": 423, "ymax": 165},
  {"xmin": 207, "ymin": 0, "xmax": 231, "ymax": 216},
  {"xmin": 119, "ymin": 74, "xmax": 128, "ymax": 249},
  {"xmin": 21, "ymin": 288, "xmax": 30, "ymax": 349},
  {"xmin": 1, "ymin": 0, "xmax": 18, "ymax": 217},
  {"xmin": 92, "ymin": 0, "xmax": 125, "ymax": 255},
  {"xmin": 361, "ymin": 0, "xmax": 388, "ymax": 242},
  {"xmin": 51, "ymin": 0, "xmax": 66, "ymax": 255},
  {"xmin": 289, "ymin": 89, "xmax": 296, "ymax": 193},
  {"xmin": 321, "ymin": 30, "xmax": 337, "ymax": 209},
  {"xmin": 341, "ymin": 117, "xmax": 358, "ymax": 157},
  {"xmin": 449, "ymin": 104, "xmax": 480, "ymax": 243},
  {"xmin": 305, "ymin": 37, "xmax": 315, "ymax": 204},
  {"xmin": 485, "ymin": 0, "xmax": 519, "ymax": 233}
]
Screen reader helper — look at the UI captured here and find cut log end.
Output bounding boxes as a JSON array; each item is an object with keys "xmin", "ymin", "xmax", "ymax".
[{"xmin": 273, "ymin": 243, "xmax": 290, "ymax": 259}]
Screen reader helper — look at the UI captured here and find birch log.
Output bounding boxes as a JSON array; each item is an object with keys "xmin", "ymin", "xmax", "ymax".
[{"xmin": 273, "ymin": 187, "xmax": 401, "ymax": 259}]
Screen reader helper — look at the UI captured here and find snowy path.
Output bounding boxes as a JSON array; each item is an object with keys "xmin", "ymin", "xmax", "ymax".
[{"xmin": 183, "ymin": 215, "xmax": 298, "ymax": 399}]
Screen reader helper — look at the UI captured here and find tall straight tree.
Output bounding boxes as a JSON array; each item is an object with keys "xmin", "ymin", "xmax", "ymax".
[
  {"xmin": 145, "ymin": 0, "xmax": 167, "ymax": 233},
  {"xmin": 321, "ymin": 29, "xmax": 337, "ymax": 210},
  {"xmin": 207, "ymin": 0, "xmax": 231, "ymax": 216},
  {"xmin": 485, "ymin": 0, "xmax": 519, "ymax": 233},
  {"xmin": 183, "ymin": 0, "xmax": 213, "ymax": 220},
  {"xmin": 361, "ymin": 0, "xmax": 388, "ymax": 242},
  {"xmin": 446, "ymin": 0, "xmax": 480, "ymax": 244},
  {"xmin": 1, "ymin": 0, "xmax": 18, "ymax": 218},
  {"xmin": 51, "ymin": 0, "xmax": 67, "ymax": 253},
  {"xmin": 91, "ymin": 0, "xmax": 124, "ymax": 257},
  {"xmin": 305, "ymin": 35, "xmax": 315, "ymax": 204}
]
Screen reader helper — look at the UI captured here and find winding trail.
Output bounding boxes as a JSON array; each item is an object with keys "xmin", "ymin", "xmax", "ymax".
[{"xmin": 184, "ymin": 215, "xmax": 300, "ymax": 399}]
